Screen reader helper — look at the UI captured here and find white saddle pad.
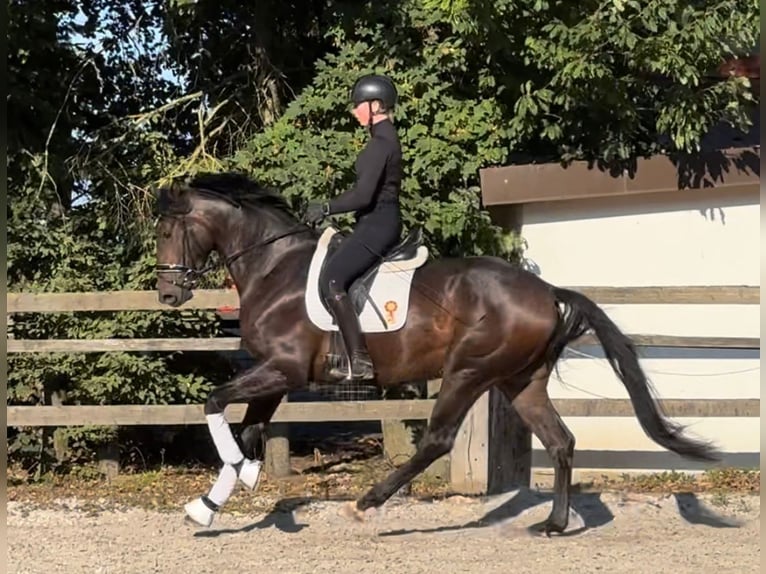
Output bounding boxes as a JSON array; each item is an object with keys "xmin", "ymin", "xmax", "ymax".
[{"xmin": 304, "ymin": 227, "xmax": 429, "ymax": 333}]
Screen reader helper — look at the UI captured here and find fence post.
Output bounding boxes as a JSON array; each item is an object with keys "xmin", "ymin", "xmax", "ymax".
[
  {"xmin": 263, "ymin": 384, "xmax": 292, "ymax": 480},
  {"xmin": 40, "ymin": 379, "xmax": 69, "ymax": 475},
  {"xmin": 487, "ymin": 387, "xmax": 531, "ymax": 493},
  {"xmin": 97, "ymin": 438, "xmax": 121, "ymax": 480},
  {"xmin": 265, "ymin": 422, "xmax": 291, "ymax": 477},
  {"xmin": 381, "ymin": 379, "xmax": 449, "ymax": 482},
  {"xmin": 450, "ymin": 391, "xmax": 489, "ymax": 493},
  {"xmin": 449, "ymin": 387, "xmax": 531, "ymax": 494}
]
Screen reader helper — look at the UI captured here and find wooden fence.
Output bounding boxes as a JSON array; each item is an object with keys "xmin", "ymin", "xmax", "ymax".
[{"xmin": 6, "ymin": 285, "xmax": 760, "ymax": 493}]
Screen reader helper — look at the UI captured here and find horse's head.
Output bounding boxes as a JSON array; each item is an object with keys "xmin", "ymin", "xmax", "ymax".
[
  {"xmin": 154, "ymin": 171, "xmax": 309, "ymax": 307},
  {"xmin": 155, "ymin": 180, "xmax": 223, "ymax": 307}
]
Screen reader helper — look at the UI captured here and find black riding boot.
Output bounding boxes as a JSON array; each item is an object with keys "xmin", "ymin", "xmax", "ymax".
[{"xmin": 326, "ymin": 292, "xmax": 376, "ymax": 381}]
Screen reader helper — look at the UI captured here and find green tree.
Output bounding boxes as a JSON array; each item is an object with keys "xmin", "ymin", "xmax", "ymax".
[
  {"xmin": 432, "ymin": 0, "xmax": 759, "ymax": 161},
  {"xmin": 230, "ymin": 2, "xmax": 523, "ymax": 259}
]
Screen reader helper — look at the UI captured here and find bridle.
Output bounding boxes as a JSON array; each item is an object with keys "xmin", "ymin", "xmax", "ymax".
[{"xmin": 155, "ymin": 205, "xmax": 312, "ymax": 291}]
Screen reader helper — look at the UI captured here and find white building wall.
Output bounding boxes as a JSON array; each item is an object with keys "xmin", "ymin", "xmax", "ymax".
[{"xmin": 509, "ymin": 184, "xmax": 760, "ymax": 477}]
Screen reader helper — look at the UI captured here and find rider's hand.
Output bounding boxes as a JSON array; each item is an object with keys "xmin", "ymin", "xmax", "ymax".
[{"xmin": 305, "ymin": 201, "xmax": 328, "ymax": 225}]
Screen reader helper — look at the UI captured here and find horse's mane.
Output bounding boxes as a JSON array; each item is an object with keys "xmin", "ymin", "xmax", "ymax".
[{"xmin": 184, "ymin": 171, "xmax": 292, "ymax": 214}]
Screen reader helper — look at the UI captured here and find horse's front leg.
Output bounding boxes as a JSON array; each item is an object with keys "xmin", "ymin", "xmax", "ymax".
[{"xmin": 184, "ymin": 362, "xmax": 290, "ymax": 528}]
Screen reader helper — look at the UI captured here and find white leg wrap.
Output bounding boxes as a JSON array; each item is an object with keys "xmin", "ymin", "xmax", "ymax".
[
  {"xmin": 206, "ymin": 413, "xmax": 245, "ymax": 465},
  {"xmin": 205, "ymin": 413, "xmax": 264, "ymax": 490},
  {"xmin": 208, "ymin": 463, "xmax": 238, "ymax": 507},
  {"xmin": 184, "ymin": 497, "xmax": 216, "ymax": 528},
  {"xmin": 183, "ymin": 464, "xmax": 238, "ymax": 528},
  {"xmin": 237, "ymin": 458, "xmax": 262, "ymax": 490}
]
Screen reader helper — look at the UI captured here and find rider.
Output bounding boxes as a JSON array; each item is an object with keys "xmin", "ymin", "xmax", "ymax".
[{"xmin": 305, "ymin": 73, "xmax": 403, "ymax": 382}]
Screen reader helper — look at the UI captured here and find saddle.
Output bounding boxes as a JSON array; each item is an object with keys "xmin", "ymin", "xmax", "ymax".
[
  {"xmin": 318, "ymin": 227, "xmax": 425, "ymax": 320},
  {"xmin": 304, "ymin": 225, "xmax": 429, "ymax": 334}
]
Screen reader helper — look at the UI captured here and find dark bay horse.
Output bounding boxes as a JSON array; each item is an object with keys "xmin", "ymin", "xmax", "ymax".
[{"xmin": 155, "ymin": 172, "xmax": 719, "ymax": 534}]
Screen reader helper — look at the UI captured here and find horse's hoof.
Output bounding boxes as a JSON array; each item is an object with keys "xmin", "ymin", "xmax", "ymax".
[
  {"xmin": 526, "ymin": 521, "xmax": 546, "ymax": 537},
  {"xmin": 545, "ymin": 524, "xmax": 565, "ymax": 537},
  {"xmin": 184, "ymin": 497, "xmax": 215, "ymax": 528},
  {"xmin": 527, "ymin": 519, "xmax": 566, "ymax": 537},
  {"xmin": 339, "ymin": 501, "xmax": 367, "ymax": 522}
]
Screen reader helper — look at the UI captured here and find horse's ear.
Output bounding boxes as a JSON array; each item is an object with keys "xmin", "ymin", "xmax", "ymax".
[
  {"xmin": 158, "ymin": 183, "xmax": 192, "ymax": 215},
  {"xmin": 157, "ymin": 186, "xmax": 172, "ymax": 215},
  {"xmin": 169, "ymin": 179, "xmax": 184, "ymax": 197}
]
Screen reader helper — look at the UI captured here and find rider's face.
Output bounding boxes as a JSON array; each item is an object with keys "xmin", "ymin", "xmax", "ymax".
[
  {"xmin": 351, "ymin": 101, "xmax": 383, "ymax": 125},
  {"xmin": 351, "ymin": 102, "xmax": 370, "ymax": 125}
]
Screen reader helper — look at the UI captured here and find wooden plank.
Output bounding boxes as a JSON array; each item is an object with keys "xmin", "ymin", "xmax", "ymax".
[
  {"xmin": 7, "ymin": 285, "xmax": 759, "ymax": 314},
  {"xmin": 203, "ymin": 285, "xmax": 761, "ymax": 320},
  {"xmin": 190, "ymin": 285, "xmax": 761, "ymax": 310},
  {"xmin": 5, "ymin": 398, "xmax": 759, "ymax": 428},
  {"xmin": 8, "ymin": 334, "xmax": 759, "ymax": 354},
  {"xmin": 571, "ymin": 334, "xmax": 759, "ymax": 349},
  {"xmin": 6, "ymin": 400, "xmax": 439, "ymax": 427},
  {"xmin": 552, "ymin": 398, "xmax": 760, "ymax": 418},
  {"xmin": 566, "ymin": 285, "xmax": 759, "ymax": 305},
  {"xmin": 8, "ymin": 338, "xmax": 244, "ymax": 353},
  {"xmin": 7, "ymin": 289, "xmax": 240, "ymax": 313}
]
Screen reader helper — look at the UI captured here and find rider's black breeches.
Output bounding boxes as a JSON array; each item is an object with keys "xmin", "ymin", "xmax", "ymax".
[{"xmin": 321, "ymin": 204, "xmax": 401, "ymax": 298}]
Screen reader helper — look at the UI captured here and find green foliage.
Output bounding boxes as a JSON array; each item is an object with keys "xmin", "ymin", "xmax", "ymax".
[
  {"xmin": 157, "ymin": 0, "xmax": 342, "ymax": 173},
  {"xmin": 6, "ymin": 189, "xmax": 232, "ymax": 466},
  {"xmin": 469, "ymin": 0, "xmax": 757, "ymax": 161}
]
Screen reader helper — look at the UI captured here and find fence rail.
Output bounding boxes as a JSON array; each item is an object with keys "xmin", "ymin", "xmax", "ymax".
[
  {"xmin": 6, "ymin": 334, "xmax": 760, "ymax": 353},
  {"xmin": 7, "ymin": 285, "xmax": 760, "ymax": 314},
  {"xmin": 7, "ymin": 398, "xmax": 759, "ymax": 428}
]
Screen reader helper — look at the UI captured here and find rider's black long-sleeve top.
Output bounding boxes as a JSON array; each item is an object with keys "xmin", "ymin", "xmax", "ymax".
[{"xmin": 327, "ymin": 119, "xmax": 402, "ymax": 218}]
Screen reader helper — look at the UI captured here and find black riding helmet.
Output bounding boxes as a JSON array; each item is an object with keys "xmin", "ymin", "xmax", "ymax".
[{"xmin": 350, "ymin": 74, "xmax": 398, "ymax": 111}]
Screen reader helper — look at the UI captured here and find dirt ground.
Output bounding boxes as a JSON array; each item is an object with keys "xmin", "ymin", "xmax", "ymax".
[{"xmin": 7, "ymin": 487, "xmax": 760, "ymax": 574}]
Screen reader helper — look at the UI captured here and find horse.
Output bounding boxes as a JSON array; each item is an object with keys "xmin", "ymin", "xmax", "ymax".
[{"xmin": 154, "ymin": 171, "xmax": 720, "ymax": 534}]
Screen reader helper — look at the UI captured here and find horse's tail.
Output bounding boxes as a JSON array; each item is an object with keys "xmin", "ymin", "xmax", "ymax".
[{"xmin": 546, "ymin": 286, "xmax": 720, "ymax": 463}]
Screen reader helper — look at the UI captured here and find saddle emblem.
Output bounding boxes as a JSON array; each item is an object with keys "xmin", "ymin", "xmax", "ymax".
[{"xmin": 384, "ymin": 300, "xmax": 398, "ymax": 324}]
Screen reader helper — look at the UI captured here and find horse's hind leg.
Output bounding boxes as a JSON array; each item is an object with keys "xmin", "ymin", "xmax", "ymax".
[
  {"xmin": 500, "ymin": 366, "xmax": 575, "ymax": 535},
  {"xmin": 349, "ymin": 367, "xmax": 487, "ymax": 518},
  {"xmin": 239, "ymin": 395, "xmax": 285, "ymax": 461}
]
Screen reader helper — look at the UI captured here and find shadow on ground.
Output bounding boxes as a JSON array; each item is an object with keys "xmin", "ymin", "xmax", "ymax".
[
  {"xmin": 193, "ymin": 497, "xmax": 317, "ymax": 538},
  {"xmin": 193, "ymin": 490, "xmax": 747, "ymax": 539},
  {"xmin": 376, "ymin": 489, "xmax": 747, "ymax": 538},
  {"xmin": 377, "ymin": 489, "xmax": 613, "ymax": 538},
  {"xmin": 672, "ymin": 492, "xmax": 745, "ymax": 529}
]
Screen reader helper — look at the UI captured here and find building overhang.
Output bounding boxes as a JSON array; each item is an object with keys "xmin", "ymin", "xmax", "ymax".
[{"xmin": 479, "ymin": 146, "xmax": 760, "ymax": 207}]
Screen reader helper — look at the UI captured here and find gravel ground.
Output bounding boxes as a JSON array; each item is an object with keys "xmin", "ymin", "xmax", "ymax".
[{"xmin": 7, "ymin": 489, "xmax": 760, "ymax": 574}]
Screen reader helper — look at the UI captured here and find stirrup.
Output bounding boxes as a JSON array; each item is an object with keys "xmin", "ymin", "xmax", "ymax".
[{"xmin": 329, "ymin": 350, "xmax": 376, "ymax": 381}]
